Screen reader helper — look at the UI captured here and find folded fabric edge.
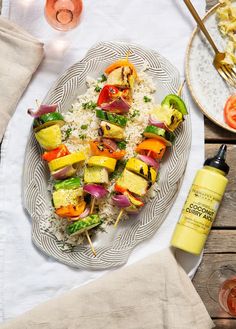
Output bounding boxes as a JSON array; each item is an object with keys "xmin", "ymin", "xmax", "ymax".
[
  {"xmin": 0, "ymin": 248, "xmax": 214, "ymax": 329},
  {"xmin": 0, "ymin": 0, "xmax": 10, "ymax": 18},
  {"xmin": 0, "ymin": 16, "xmax": 44, "ymax": 45}
]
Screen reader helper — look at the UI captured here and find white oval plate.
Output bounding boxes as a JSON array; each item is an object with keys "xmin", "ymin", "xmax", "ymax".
[
  {"xmin": 186, "ymin": 3, "xmax": 236, "ymax": 133},
  {"xmin": 23, "ymin": 41, "xmax": 192, "ymax": 270}
]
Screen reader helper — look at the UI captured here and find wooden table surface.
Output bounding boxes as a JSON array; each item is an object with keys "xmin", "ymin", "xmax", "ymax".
[{"xmin": 1, "ymin": 1, "xmax": 236, "ymax": 328}]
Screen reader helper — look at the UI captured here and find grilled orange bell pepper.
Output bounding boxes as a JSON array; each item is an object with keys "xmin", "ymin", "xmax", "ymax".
[
  {"xmin": 136, "ymin": 138, "xmax": 166, "ymax": 160},
  {"xmin": 89, "ymin": 141, "xmax": 126, "ymax": 160},
  {"xmin": 105, "ymin": 59, "xmax": 138, "ymax": 78},
  {"xmin": 114, "ymin": 184, "xmax": 127, "ymax": 194},
  {"xmin": 42, "ymin": 144, "xmax": 70, "ymax": 162},
  {"xmin": 55, "ymin": 201, "xmax": 86, "ymax": 218}
]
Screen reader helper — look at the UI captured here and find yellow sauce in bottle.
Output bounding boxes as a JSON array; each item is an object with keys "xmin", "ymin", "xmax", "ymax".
[{"xmin": 171, "ymin": 145, "xmax": 229, "ymax": 255}]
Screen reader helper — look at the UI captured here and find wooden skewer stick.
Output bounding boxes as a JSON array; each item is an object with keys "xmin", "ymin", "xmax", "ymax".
[
  {"xmin": 85, "ymin": 231, "xmax": 96, "ymax": 257},
  {"xmin": 177, "ymin": 80, "xmax": 186, "ymax": 97},
  {"xmin": 126, "ymin": 50, "xmax": 131, "ymax": 61},
  {"xmin": 90, "ymin": 197, "xmax": 96, "ymax": 214},
  {"xmin": 35, "ymin": 99, "xmax": 40, "ymax": 108},
  {"xmin": 114, "ymin": 209, "xmax": 124, "ymax": 228}
]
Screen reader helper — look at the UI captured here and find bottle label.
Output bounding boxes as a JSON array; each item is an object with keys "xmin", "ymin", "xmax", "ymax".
[{"xmin": 178, "ymin": 184, "xmax": 222, "ymax": 235}]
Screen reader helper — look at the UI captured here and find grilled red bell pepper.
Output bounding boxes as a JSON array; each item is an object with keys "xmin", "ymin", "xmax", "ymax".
[
  {"xmin": 97, "ymin": 85, "xmax": 120, "ymax": 107},
  {"xmin": 42, "ymin": 144, "xmax": 70, "ymax": 162}
]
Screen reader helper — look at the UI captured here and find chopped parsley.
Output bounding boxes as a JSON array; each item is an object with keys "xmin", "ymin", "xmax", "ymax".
[
  {"xmin": 65, "ymin": 128, "xmax": 72, "ymax": 139},
  {"xmin": 79, "ymin": 134, "xmax": 86, "ymax": 140},
  {"xmin": 99, "ymin": 74, "xmax": 107, "ymax": 83},
  {"xmin": 94, "ymin": 85, "xmax": 102, "ymax": 92},
  {"xmin": 82, "ymin": 101, "xmax": 97, "ymax": 110},
  {"xmin": 117, "ymin": 140, "xmax": 127, "ymax": 150},
  {"xmin": 129, "ymin": 109, "xmax": 140, "ymax": 119},
  {"xmin": 143, "ymin": 96, "xmax": 151, "ymax": 102},
  {"xmin": 81, "ymin": 124, "xmax": 88, "ymax": 130}
]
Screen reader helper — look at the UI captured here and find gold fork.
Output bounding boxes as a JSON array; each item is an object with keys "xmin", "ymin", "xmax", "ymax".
[{"xmin": 184, "ymin": 0, "xmax": 236, "ymax": 88}]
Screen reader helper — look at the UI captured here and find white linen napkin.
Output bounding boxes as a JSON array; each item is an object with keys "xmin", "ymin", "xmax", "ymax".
[
  {"xmin": 0, "ymin": 16, "xmax": 44, "ymax": 140},
  {"xmin": 0, "ymin": 0, "xmax": 205, "ymax": 322},
  {"xmin": 0, "ymin": 248, "xmax": 214, "ymax": 329}
]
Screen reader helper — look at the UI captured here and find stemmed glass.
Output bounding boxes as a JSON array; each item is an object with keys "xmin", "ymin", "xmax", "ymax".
[
  {"xmin": 207, "ymin": 265, "xmax": 236, "ymax": 316},
  {"xmin": 45, "ymin": 0, "xmax": 83, "ymax": 31}
]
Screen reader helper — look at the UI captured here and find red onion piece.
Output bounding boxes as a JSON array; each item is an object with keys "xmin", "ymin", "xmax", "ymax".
[
  {"xmin": 148, "ymin": 115, "xmax": 166, "ymax": 128},
  {"xmin": 101, "ymin": 97, "xmax": 130, "ymax": 113},
  {"xmin": 83, "ymin": 184, "xmax": 108, "ymax": 199},
  {"xmin": 69, "ymin": 208, "xmax": 90, "ymax": 221},
  {"xmin": 28, "ymin": 104, "xmax": 58, "ymax": 118},
  {"xmin": 102, "ymin": 138, "xmax": 118, "ymax": 151},
  {"xmin": 78, "ymin": 208, "xmax": 90, "ymax": 219},
  {"xmin": 149, "ymin": 115, "xmax": 172, "ymax": 132},
  {"xmin": 112, "ymin": 194, "xmax": 131, "ymax": 208},
  {"xmin": 51, "ymin": 165, "xmax": 76, "ymax": 180},
  {"xmin": 137, "ymin": 154, "xmax": 160, "ymax": 170}
]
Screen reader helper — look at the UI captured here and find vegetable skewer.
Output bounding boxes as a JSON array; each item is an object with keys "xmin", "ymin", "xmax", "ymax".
[{"xmin": 113, "ymin": 80, "xmax": 187, "ymax": 227}]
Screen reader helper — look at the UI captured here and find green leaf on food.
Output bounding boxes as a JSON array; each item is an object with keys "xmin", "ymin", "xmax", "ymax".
[
  {"xmin": 65, "ymin": 128, "xmax": 72, "ymax": 139},
  {"xmin": 94, "ymin": 85, "xmax": 102, "ymax": 92},
  {"xmin": 79, "ymin": 134, "xmax": 86, "ymax": 140},
  {"xmin": 143, "ymin": 96, "xmax": 151, "ymax": 103},
  {"xmin": 117, "ymin": 140, "xmax": 127, "ymax": 150},
  {"xmin": 82, "ymin": 101, "xmax": 97, "ymax": 110},
  {"xmin": 81, "ymin": 124, "xmax": 88, "ymax": 130},
  {"xmin": 99, "ymin": 74, "xmax": 107, "ymax": 83},
  {"xmin": 129, "ymin": 109, "xmax": 140, "ymax": 119}
]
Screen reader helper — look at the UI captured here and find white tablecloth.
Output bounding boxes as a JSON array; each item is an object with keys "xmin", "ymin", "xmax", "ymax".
[{"xmin": 0, "ymin": 0, "xmax": 205, "ymax": 322}]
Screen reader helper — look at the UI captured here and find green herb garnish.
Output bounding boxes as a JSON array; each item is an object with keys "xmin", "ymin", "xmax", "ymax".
[
  {"xmin": 81, "ymin": 124, "xmax": 88, "ymax": 130},
  {"xmin": 129, "ymin": 109, "xmax": 140, "ymax": 119},
  {"xmin": 82, "ymin": 101, "xmax": 97, "ymax": 110},
  {"xmin": 94, "ymin": 85, "xmax": 102, "ymax": 92},
  {"xmin": 117, "ymin": 140, "xmax": 127, "ymax": 150},
  {"xmin": 79, "ymin": 134, "xmax": 86, "ymax": 140},
  {"xmin": 65, "ymin": 128, "xmax": 72, "ymax": 139},
  {"xmin": 99, "ymin": 74, "xmax": 107, "ymax": 83},
  {"xmin": 143, "ymin": 96, "xmax": 151, "ymax": 103}
]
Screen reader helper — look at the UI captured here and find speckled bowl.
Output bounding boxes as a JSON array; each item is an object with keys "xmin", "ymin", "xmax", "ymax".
[{"xmin": 186, "ymin": 3, "xmax": 236, "ymax": 133}]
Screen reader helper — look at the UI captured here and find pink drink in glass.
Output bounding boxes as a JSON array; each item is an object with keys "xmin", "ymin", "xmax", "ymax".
[
  {"xmin": 219, "ymin": 277, "xmax": 236, "ymax": 316},
  {"xmin": 45, "ymin": 0, "xmax": 83, "ymax": 31}
]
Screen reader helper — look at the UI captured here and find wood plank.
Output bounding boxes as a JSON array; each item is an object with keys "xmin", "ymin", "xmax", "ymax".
[
  {"xmin": 205, "ymin": 230, "xmax": 236, "ymax": 253},
  {"xmin": 205, "ymin": 144, "xmax": 236, "ymax": 228},
  {"xmin": 213, "ymin": 319, "xmax": 236, "ymax": 329},
  {"xmin": 205, "ymin": 117, "xmax": 236, "ymax": 142},
  {"xmin": 193, "ymin": 254, "xmax": 236, "ymax": 318}
]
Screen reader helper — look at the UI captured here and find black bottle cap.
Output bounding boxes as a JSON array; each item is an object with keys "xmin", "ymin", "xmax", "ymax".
[{"xmin": 204, "ymin": 144, "xmax": 229, "ymax": 175}]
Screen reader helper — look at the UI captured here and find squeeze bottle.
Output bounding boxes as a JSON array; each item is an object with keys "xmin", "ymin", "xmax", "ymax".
[{"xmin": 171, "ymin": 144, "xmax": 229, "ymax": 255}]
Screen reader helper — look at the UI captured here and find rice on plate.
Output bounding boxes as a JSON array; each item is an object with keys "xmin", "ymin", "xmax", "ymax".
[
  {"xmin": 35, "ymin": 49, "xmax": 188, "ymax": 253},
  {"xmin": 41, "ymin": 67, "xmax": 162, "ymax": 247}
]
